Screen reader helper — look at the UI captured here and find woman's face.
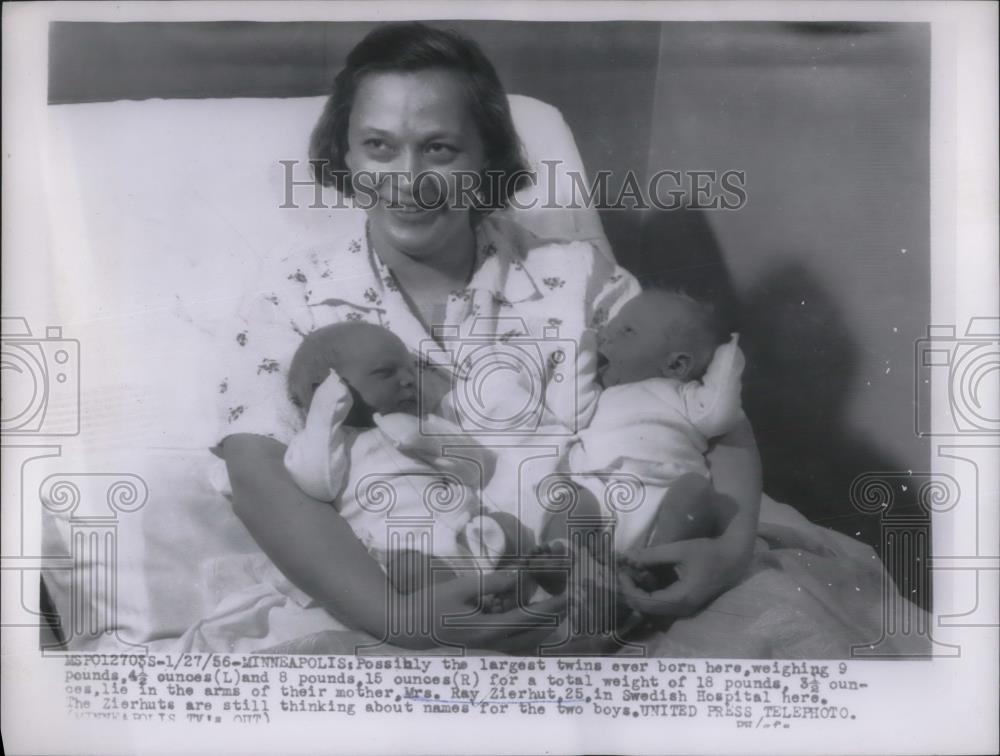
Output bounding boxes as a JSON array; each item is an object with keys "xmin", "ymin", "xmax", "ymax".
[{"xmin": 345, "ymin": 69, "xmax": 486, "ymax": 260}]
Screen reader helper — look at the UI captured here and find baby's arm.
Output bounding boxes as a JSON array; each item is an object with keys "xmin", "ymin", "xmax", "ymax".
[
  {"xmin": 680, "ymin": 334, "xmax": 746, "ymax": 439},
  {"xmin": 283, "ymin": 371, "xmax": 354, "ymax": 502}
]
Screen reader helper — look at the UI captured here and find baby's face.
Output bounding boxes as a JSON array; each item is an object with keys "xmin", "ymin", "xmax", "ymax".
[
  {"xmin": 596, "ymin": 292, "xmax": 685, "ymax": 388},
  {"xmin": 336, "ymin": 330, "xmax": 419, "ymax": 415}
]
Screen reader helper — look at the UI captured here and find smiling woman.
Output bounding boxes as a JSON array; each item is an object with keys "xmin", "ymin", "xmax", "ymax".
[
  {"xmin": 306, "ymin": 25, "xmax": 533, "ymax": 330},
  {"xmin": 217, "ymin": 21, "xmax": 654, "ymax": 652},
  {"xmin": 346, "ymin": 70, "xmax": 487, "ymax": 327}
]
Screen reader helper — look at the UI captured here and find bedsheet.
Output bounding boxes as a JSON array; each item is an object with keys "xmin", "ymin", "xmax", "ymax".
[{"xmin": 144, "ymin": 495, "xmax": 926, "ymax": 658}]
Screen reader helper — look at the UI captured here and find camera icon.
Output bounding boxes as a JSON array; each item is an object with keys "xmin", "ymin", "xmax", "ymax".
[
  {"xmin": 1, "ymin": 317, "xmax": 80, "ymax": 436},
  {"xmin": 419, "ymin": 317, "xmax": 578, "ymax": 436},
  {"xmin": 914, "ymin": 317, "xmax": 999, "ymax": 436}
]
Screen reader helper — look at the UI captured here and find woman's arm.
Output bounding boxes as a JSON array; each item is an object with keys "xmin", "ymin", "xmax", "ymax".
[
  {"xmin": 224, "ymin": 433, "xmax": 393, "ymax": 632},
  {"xmin": 705, "ymin": 414, "xmax": 762, "ymax": 572}
]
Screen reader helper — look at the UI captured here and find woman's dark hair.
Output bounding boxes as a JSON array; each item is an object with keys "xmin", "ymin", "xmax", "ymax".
[{"xmin": 309, "ymin": 22, "xmax": 532, "ymax": 208}]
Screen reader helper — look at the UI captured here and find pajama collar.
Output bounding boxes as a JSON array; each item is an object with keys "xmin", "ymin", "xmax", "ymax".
[{"xmin": 304, "ymin": 210, "xmax": 543, "ymax": 314}]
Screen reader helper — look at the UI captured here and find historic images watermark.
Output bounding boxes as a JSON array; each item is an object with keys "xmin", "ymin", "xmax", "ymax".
[
  {"xmin": 278, "ymin": 160, "xmax": 748, "ymax": 213},
  {"xmin": 914, "ymin": 317, "xmax": 1000, "ymax": 437},
  {"xmin": 1, "ymin": 317, "xmax": 80, "ymax": 437},
  {"xmin": 419, "ymin": 318, "xmax": 580, "ymax": 437}
]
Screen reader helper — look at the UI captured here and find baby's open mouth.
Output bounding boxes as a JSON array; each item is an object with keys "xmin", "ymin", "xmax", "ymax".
[{"xmin": 596, "ymin": 351, "xmax": 610, "ymax": 373}]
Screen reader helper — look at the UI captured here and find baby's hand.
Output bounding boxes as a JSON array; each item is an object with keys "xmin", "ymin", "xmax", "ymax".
[
  {"xmin": 566, "ymin": 544, "xmax": 634, "ymax": 627},
  {"xmin": 482, "ymin": 591, "xmax": 518, "ymax": 614},
  {"xmin": 290, "ymin": 363, "xmax": 351, "ymax": 414},
  {"xmin": 579, "ymin": 327, "xmax": 599, "ymax": 356},
  {"xmin": 617, "ymin": 552, "xmax": 678, "ymax": 593},
  {"xmin": 575, "ymin": 328, "xmax": 601, "ymax": 383}
]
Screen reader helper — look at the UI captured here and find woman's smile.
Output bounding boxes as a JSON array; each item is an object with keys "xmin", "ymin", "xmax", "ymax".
[{"xmin": 384, "ymin": 197, "xmax": 445, "ymax": 219}]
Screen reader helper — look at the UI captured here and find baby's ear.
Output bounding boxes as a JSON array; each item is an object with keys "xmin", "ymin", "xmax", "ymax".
[{"xmin": 660, "ymin": 351, "xmax": 693, "ymax": 380}]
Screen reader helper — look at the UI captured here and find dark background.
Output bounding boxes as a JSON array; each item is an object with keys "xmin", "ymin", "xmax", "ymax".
[{"xmin": 48, "ymin": 20, "xmax": 932, "ymax": 603}]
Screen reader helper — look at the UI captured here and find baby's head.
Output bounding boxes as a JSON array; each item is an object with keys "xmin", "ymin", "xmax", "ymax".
[
  {"xmin": 596, "ymin": 289, "xmax": 727, "ymax": 388},
  {"xmin": 288, "ymin": 321, "xmax": 418, "ymax": 420}
]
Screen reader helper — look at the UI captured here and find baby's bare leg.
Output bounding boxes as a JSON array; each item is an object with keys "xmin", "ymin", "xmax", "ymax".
[
  {"xmin": 465, "ymin": 512, "xmax": 537, "ymax": 613},
  {"xmin": 530, "ymin": 484, "xmax": 614, "ymax": 595},
  {"xmin": 648, "ymin": 472, "xmax": 719, "ymax": 546},
  {"xmin": 539, "ymin": 483, "xmax": 608, "ymax": 545}
]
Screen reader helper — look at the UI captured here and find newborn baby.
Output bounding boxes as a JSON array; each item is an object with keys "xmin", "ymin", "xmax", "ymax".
[
  {"xmin": 283, "ymin": 321, "xmax": 529, "ymax": 595},
  {"xmin": 534, "ymin": 288, "xmax": 745, "ymax": 595}
]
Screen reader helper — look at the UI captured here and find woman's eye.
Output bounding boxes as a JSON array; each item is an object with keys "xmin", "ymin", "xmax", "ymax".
[
  {"xmin": 363, "ymin": 139, "xmax": 394, "ymax": 156},
  {"xmin": 425, "ymin": 143, "xmax": 457, "ymax": 161}
]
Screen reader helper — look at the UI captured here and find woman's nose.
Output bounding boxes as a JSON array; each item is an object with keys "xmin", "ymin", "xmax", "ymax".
[{"xmin": 388, "ymin": 149, "xmax": 425, "ymax": 195}]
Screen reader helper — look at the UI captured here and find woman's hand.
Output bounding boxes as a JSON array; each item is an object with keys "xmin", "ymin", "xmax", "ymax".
[
  {"xmin": 390, "ymin": 570, "xmax": 567, "ymax": 653},
  {"xmin": 617, "ymin": 537, "xmax": 751, "ymax": 618}
]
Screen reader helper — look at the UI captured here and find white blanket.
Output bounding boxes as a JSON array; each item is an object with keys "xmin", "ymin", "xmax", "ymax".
[{"xmin": 158, "ymin": 493, "xmax": 926, "ymax": 657}]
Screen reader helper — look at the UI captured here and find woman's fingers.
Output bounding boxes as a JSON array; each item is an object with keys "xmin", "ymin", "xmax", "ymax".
[
  {"xmin": 617, "ymin": 569, "xmax": 695, "ymax": 617},
  {"xmin": 525, "ymin": 592, "xmax": 568, "ymax": 616},
  {"xmin": 433, "ymin": 568, "xmax": 562, "ymax": 614},
  {"xmin": 476, "ymin": 570, "xmax": 517, "ymax": 597},
  {"xmin": 437, "ymin": 582, "xmax": 565, "ymax": 644},
  {"xmin": 477, "ymin": 570, "xmax": 521, "ymax": 598},
  {"xmin": 465, "ymin": 593, "xmax": 566, "ymax": 628},
  {"xmin": 411, "ymin": 567, "xmax": 569, "ymax": 652},
  {"xmin": 437, "ymin": 569, "xmax": 517, "ymax": 602},
  {"xmin": 617, "ymin": 570, "xmax": 658, "ymax": 613},
  {"xmin": 467, "ymin": 601, "xmax": 566, "ymax": 654}
]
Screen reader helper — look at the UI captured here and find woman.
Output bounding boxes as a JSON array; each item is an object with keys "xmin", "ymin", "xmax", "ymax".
[{"xmin": 217, "ymin": 22, "xmax": 763, "ymax": 653}]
